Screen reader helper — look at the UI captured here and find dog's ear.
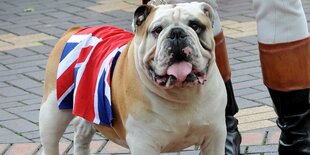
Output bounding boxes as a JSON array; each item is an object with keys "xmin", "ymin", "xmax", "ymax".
[
  {"xmin": 133, "ymin": 5, "xmax": 154, "ymax": 32},
  {"xmin": 201, "ymin": 3, "xmax": 215, "ymax": 28}
]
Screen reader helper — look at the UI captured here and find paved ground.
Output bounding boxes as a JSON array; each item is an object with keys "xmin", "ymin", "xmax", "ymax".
[{"xmin": 0, "ymin": 0, "xmax": 309, "ymax": 154}]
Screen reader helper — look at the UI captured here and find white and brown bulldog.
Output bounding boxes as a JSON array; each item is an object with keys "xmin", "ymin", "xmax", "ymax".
[{"xmin": 39, "ymin": 2, "xmax": 227, "ymax": 155}]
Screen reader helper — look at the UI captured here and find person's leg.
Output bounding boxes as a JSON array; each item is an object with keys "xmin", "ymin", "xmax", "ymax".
[
  {"xmin": 253, "ymin": 0, "xmax": 310, "ymax": 154},
  {"xmin": 141, "ymin": 0, "xmax": 242, "ymax": 154}
]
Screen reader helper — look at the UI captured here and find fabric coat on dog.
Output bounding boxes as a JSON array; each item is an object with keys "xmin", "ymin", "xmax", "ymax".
[{"xmin": 56, "ymin": 26, "xmax": 134, "ymax": 126}]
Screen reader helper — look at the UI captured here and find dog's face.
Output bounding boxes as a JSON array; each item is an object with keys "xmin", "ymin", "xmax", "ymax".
[{"xmin": 133, "ymin": 2, "xmax": 215, "ymax": 88}]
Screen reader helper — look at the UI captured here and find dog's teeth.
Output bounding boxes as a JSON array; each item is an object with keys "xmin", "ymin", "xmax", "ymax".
[
  {"xmin": 166, "ymin": 76, "xmax": 176, "ymax": 87},
  {"xmin": 149, "ymin": 70, "xmax": 156, "ymax": 81}
]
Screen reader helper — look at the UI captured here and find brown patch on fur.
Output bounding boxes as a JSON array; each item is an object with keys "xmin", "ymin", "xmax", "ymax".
[
  {"xmin": 42, "ymin": 26, "xmax": 81, "ymax": 103},
  {"xmin": 136, "ymin": 6, "xmax": 156, "ymax": 39},
  {"xmin": 197, "ymin": 13, "xmax": 212, "ymax": 31}
]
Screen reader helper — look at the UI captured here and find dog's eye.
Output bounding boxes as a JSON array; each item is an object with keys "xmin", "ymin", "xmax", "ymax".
[
  {"xmin": 190, "ymin": 24, "xmax": 202, "ymax": 34},
  {"xmin": 152, "ymin": 26, "xmax": 163, "ymax": 36}
]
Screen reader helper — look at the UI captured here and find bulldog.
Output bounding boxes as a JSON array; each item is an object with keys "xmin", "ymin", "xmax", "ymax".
[{"xmin": 39, "ymin": 2, "xmax": 227, "ymax": 155}]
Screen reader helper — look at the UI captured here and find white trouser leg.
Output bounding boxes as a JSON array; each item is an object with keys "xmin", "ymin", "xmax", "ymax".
[
  {"xmin": 39, "ymin": 90, "xmax": 74, "ymax": 155},
  {"xmin": 253, "ymin": 0, "xmax": 309, "ymax": 44}
]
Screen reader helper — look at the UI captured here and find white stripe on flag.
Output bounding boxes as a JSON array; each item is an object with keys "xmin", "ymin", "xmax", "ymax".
[
  {"xmin": 67, "ymin": 34, "xmax": 90, "ymax": 43},
  {"xmin": 57, "ymin": 84, "xmax": 74, "ymax": 106}
]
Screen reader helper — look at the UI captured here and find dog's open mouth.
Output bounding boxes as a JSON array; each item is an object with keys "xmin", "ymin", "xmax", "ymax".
[{"xmin": 149, "ymin": 61, "xmax": 207, "ymax": 88}]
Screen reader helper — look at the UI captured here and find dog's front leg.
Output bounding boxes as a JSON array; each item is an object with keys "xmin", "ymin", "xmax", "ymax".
[
  {"xmin": 200, "ymin": 124, "xmax": 226, "ymax": 155},
  {"xmin": 126, "ymin": 134, "xmax": 160, "ymax": 155}
]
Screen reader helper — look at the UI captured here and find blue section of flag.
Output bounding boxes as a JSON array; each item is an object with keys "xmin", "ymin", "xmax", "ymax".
[
  {"xmin": 110, "ymin": 51, "xmax": 121, "ymax": 80},
  {"xmin": 58, "ymin": 90, "xmax": 74, "ymax": 109},
  {"xmin": 97, "ymin": 69, "xmax": 112, "ymax": 126},
  {"xmin": 60, "ymin": 43, "xmax": 79, "ymax": 62}
]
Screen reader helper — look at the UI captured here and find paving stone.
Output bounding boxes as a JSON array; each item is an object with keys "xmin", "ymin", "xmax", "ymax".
[
  {"xmin": 233, "ymin": 79, "xmax": 263, "ymax": 90},
  {"xmin": 0, "ymin": 86, "xmax": 29, "ymax": 97},
  {"xmin": 57, "ymin": 5, "xmax": 85, "ymax": 14},
  {"xmin": 0, "ymin": 67, "xmax": 41, "ymax": 77},
  {"xmin": 44, "ymin": 11, "xmax": 76, "ymax": 19},
  {"xmin": 23, "ymin": 70, "xmax": 46, "ymax": 82},
  {"xmin": 264, "ymin": 153, "xmax": 278, "ymax": 155},
  {"xmin": 20, "ymin": 98, "xmax": 41, "ymax": 105},
  {"xmin": 0, "ymin": 119, "xmax": 38, "ymax": 133},
  {"xmin": 0, "ymin": 94, "xmax": 40, "ymax": 104},
  {"xmin": 0, "ymin": 144, "xmax": 10, "ymax": 154},
  {"xmin": 4, "ymin": 143, "xmax": 40, "ymax": 155},
  {"xmin": 5, "ymin": 104, "xmax": 40, "ymax": 113},
  {"xmin": 235, "ymin": 97, "xmax": 261, "ymax": 109},
  {"xmin": 67, "ymin": 140, "xmax": 105, "ymax": 154},
  {"xmin": 232, "ymin": 67, "xmax": 262, "ymax": 77},
  {"xmin": 0, "ymin": 82, "xmax": 9, "ymax": 88},
  {"xmin": 100, "ymin": 141, "xmax": 130, "ymax": 153},
  {"xmin": 266, "ymin": 131, "xmax": 281, "ymax": 145},
  {"xmin": 0, "ymin": 54, "xmax": 15, "ymax": 60},
  {"xmin": 6, "ymin": 59, "xmax": 47, "ymax": 69},
  {"xmin": 239, "ymin": 120, "xmax": 276, "ymax": 132},
  {"xmin": 4, "ymin": 48, "xmax": 37, "ymax": 57},
  {"xmin": 0, "ymin": 128, "xmax": 31, "ymax": 143},
  {"xmin": 0, "ymin": 54, "xmax": 46, "ymax": 65},
  {"xmin": 231, "ymin": 61, "xmax": 260, "ymax": 70},
  {"xmin": 238, "ymin": 111, "xmax": 277, "ymax": 124},
  {"xmin": 26, "ymin": 45, "xmax": 53, "ymax": 54},
  {"xmin": 28, "ymin": 86, "xmax": 43, "ymax": 96},
  {"xmin": 16, "ymin": 110, "xmax": 40, "ymax": 123},
  {"xmin": 247, "ymin": 145, "xmax": 278, "ymax": 154},
  {"xmin": 234, "ymin": 87, "xmax": 261, "ymax": 97},
  {"xmin": 21, "ymin": 130, "xmax": 40, "ymax": 140},
  {"xmin": 231, "ymin": 74, "xmax": 258, "ymax": 83},
  {"xmin": 241, "ymin": 132, "xmax": 265, "ymax": 146},
  {"xmin": 59, "ymin": 142, "xmax": 73, "ymax": 155},
  {"xmin": 0, "ymin": 109, "xmax": 18, "ymax": 121},
  {"xmin": 7, "ymin": 78, "xmax": 42, "ymax": 89},
  {"xmin": 41, "ymin": 39, "xmax": 58, "ymax": 47},
  {"xmin": 179, "ymin": 150, "xmax": 200, "ymax": 154},
  {"xmin": 242, "ymin": 91, "xmax": 270, "ymax": 100},
  {"xmin": 4, "ymin": 26, "xmax": 40, "ymax": 36},
  {"xmin": 0, "ymin": 102, "xmax": 25, "ymax": 109}
]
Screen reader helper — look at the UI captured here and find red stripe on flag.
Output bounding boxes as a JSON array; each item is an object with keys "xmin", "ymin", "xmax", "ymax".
[
  {"xmin": 76, "ymin": 46, "xmax": 93, "ymax": 64},
  {"xmin": 56, "ymin": 62, "xmax": 76, "ymax": 99}
]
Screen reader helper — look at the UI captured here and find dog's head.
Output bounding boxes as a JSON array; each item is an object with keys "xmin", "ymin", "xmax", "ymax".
[{"xmin": 133, "ymin": 2, "xmax": 215, "ymax": 88}]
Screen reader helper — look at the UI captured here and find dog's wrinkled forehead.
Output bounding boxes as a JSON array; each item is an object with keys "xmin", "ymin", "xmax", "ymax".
[
  {"xmin": 133, "ymin": 2, "xmax": 214, "ymax": 34},
  {"xmin": 152, "ymin": 3, "xmax": 208, "ymax": 25}
]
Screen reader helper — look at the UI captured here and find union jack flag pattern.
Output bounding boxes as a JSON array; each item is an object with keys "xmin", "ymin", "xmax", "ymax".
[{"xmin": 56, "ymin": 26, "xmax": 134, "ymax": 126}]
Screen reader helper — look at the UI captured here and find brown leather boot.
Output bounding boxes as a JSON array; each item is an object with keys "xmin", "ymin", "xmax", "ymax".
[
  {"xmin": 259, "ymin": 37, "xmax": 310, "ymax": 155},
  {"xmin": 215, "ymin": 31, "xmax": 241, "ymax": 155}
]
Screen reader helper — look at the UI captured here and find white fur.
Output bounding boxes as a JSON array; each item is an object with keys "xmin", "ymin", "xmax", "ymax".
[
  {"xmin": 39, "ymin": 90, "xmax": 96, "ymax": 155},
  {"xmin": 126, "ymin": 65, "xmax": 226, "ymax": 155}
]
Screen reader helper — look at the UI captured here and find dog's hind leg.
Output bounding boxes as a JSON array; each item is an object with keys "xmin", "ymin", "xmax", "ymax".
[
  {"xmin": 71, "ymin": 117, "xmax": 96, "ymax": 155},
  {"xmin": 39, "ymin": 90, "xmax": 74, "ymax": 155}
]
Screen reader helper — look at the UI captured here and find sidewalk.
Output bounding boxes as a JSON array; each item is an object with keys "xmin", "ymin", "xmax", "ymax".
[{"xmin": 0, "ymin": 0, "xmax": 309, "ymax": 154}]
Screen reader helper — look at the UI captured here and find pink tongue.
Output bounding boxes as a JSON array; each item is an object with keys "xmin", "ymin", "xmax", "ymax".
[{"xmin": 167, "ymin": 61, "xmax": 192, "ymax": 82}]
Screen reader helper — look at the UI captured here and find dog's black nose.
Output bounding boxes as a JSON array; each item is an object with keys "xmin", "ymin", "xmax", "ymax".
[
  {"xmin": 168, "ymin": 28, "xmax": 189, "ymax": 62},
  {"xmin": 169, "ymin": 28, "xmax": 186, "ymax": 40}
]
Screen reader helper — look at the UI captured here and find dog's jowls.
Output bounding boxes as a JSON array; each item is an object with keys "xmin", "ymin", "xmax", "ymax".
[{"xmin": 39, "ymin": 2, "xmax": 227, "ymax": 155}]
